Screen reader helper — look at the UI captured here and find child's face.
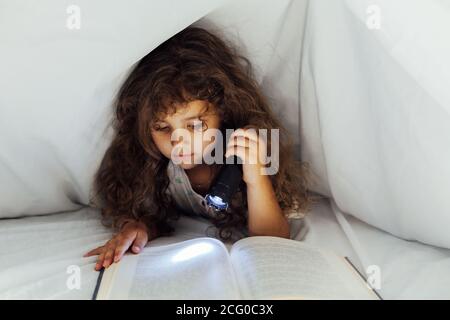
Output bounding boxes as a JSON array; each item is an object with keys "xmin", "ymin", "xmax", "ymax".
[{"xmin": 150, "ymin": 100, "xmax": 221, "ymax": 169}]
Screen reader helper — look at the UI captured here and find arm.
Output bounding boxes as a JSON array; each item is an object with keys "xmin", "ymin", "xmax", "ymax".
[
  {"xmin": 246, "ymin": 176, "xmax": 290, "ymax": 238},
  {"xmin": 225, "ymin": 127, "xmax": 290, "ymax": 239}
]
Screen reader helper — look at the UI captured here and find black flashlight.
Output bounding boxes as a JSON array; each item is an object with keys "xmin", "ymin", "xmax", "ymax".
[{"xmin": 205, "ymin": 155, "xmax": 243, "ymax": 211}]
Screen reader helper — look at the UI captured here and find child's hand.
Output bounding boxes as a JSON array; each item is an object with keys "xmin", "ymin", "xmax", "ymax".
[
  {"xmin": 84, "ymin": 220, "xmax": 158, "ymax": 271},
  {"xmin": 225, "ymin": 127, "xmax": 269, "ymax": 187}
]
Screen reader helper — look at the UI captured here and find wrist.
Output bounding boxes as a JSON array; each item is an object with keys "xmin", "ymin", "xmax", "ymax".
[
  {"xmin": 118, "ymin": 217, "xmax": 159, "ymax": 238},
  {"xmin": 117, "ymin": 217, "xmax": 135, "ymax": 230},
  {"xmin": 244, "ymin": 173, "xmax": 271, "ymax": 189},
  {"xmin": 119, "ymin": 218, "xmax": 144, "ymax": 231}
]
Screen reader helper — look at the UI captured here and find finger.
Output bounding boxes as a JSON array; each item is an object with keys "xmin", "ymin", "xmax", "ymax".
[
  {"xmin": 131, "ymin": 231, "xmax": 149, "ymax": 254},
  {"xmin": 227, "ymin": 144, "xmax": 260, "ymax": 165},
  {"xmin": 227, "ymin": 136, "xmax": 257, "ymax": 150},
  {"xmin": 226, "ymin": 138, "xmax": 258, "ymax": 164},
  {"xmin": 233, "ymin": 130, "xmax": 268, "ymax": 162},
  {"xmin": 229, "ymin": 130, "xmax": 262, "ymax": 152},
  {"xmin": 83, "ymin": 246, "xmax": 104, "ymax": 257},
  {"xmin": 233, "ymin": 130, "xmax": 267, "ymax": 157},
  {"xmin": 113, "ymin": 235, "xmax": 135, "ymax": 262},
  {"xmin": 230, "ymin": 128, "xmax": 259, "ymax": 142},
  {"xmin": 95, "ymin": 252, "xmax": 106, "ymax": 271},
  {"xmin": 103, "ymin": 247, "xmax": 115, "ymax": 268},
  {"xmin": 225, "ymin": 145, "xmax": 253, "ymax": 164}
]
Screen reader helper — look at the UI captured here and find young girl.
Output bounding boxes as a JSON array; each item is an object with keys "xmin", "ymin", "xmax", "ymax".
[{"xmin": 84, "ymin": 26, "xmax": 311, "ymax": 271}]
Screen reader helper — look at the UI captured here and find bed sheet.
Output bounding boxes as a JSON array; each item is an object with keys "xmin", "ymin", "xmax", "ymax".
[{"xmin": 0, "ymin": 198, "xmax": 449, "ymax": 299}]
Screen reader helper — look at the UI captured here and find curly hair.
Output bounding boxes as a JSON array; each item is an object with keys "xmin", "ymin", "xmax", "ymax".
[{"xmin": 90, "ymin": 26, "xmax": 312, "ymax": 241}]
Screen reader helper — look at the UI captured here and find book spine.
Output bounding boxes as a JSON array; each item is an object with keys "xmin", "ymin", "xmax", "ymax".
[{"xmin": 91, "ymin": 268, "xmax": 105, "ymax": 300}]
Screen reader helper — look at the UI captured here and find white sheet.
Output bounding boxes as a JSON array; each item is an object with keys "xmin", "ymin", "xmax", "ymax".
[
  {"xmin": 1, "ymin": 199, "xmax": 449, "ymax": 299},
  {"xmin": 335, "ymin": 210, "xmax": 450, "ymax": 299},
  {"xmin": 0, "ymin": 205, "xmax": 306, "ymax": 299},
  {"xmin": 0, "ymin": 0, "xmax": 308, "ymax": 220},
  {"xmin": 0, "ymin": 0, "xmax": 229, "ymax": 218},
  {"xmin": 1, "ymin": 0, "xmax": 449, "ymax": 299},
  {"xmin": 299, "ymin": 0, "xmax": 450, "ymax": 249}
]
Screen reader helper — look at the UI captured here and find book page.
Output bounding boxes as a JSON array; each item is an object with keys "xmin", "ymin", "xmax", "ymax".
[
  {"xmin": 98, "ymin": 237, "xmax": 241, "ymax": 299},
  {"xmin": 229, "ymin": 236, "xmax": 378, "ymax": 300}
]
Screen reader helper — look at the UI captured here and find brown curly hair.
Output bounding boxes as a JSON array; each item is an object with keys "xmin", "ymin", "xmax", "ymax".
[{"xmin": 90, "ymin": 26, "xmax": 311, "ymax": 241}]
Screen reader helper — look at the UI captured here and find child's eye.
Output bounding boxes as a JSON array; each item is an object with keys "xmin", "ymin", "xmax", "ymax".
[
  {"xmin": 153, "ymin": 125, "xmax": 170, "ymax": 133},
  {"xmin": 187, "ymin": 120, "xmax": 207, "ymax": 132}
]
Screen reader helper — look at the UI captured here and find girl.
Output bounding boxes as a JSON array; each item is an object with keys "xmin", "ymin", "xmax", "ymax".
[{"xmin": 85, "ymin": 26, "xmax": 311, "ymax": 271}]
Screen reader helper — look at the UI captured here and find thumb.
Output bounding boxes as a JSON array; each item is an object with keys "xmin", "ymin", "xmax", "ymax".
[{"xmin": 131, "ymin": 231, "xmax": 148, "ymax": 253}]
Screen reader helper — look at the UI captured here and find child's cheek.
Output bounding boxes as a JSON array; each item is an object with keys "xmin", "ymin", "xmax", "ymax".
[{"xmin": 153, "ymin": 134, "xmax": 173, "ymax": 159}]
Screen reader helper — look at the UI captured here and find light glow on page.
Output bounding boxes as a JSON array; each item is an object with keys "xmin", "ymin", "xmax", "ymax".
[{"xmin": 171, "ymin": 242, "xmax": 214, "ymax": 263}]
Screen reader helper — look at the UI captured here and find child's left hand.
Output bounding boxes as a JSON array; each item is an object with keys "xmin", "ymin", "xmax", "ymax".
[{"xmin": 225, "ymin": 127, "xmax": 269, "ymax": 187}]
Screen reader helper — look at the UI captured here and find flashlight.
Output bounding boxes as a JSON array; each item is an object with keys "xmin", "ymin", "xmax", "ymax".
[{"xmin": 205, "ymin": 155, "xmax": 243, "ymax": 211}]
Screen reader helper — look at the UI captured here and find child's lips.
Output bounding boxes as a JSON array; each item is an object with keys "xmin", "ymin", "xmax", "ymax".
[{"xmin": 175, "ymin": 153, "xmax": 195, "ymax": 160}]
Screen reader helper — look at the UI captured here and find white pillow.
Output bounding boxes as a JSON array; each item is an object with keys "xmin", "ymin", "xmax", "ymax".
[{"xmin": 300, "ymin": 0, "xmax": 450, "ymax": 248}]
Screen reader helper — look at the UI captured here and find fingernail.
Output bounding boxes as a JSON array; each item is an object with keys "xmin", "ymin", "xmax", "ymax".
[
  {"xmin": 114, "ymin": 256, "xmax": 119, "ymax": 262},
  {"xmin": 133, "ymin": 246, "xmax": 140, "ymax": 252}
]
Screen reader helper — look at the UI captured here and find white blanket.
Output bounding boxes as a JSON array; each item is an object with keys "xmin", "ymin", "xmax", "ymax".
[
  {"xmin": 300, "ymin": 0, "xmax": 450, "ymax": 248},
  {"xmin": 1, "ymin": 199, "xmax": 449, "ymax": 299}
]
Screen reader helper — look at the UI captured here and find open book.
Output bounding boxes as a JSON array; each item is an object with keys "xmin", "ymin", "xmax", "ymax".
[{"xmin": 93, "ymin": 236, "xmax": 381, "ymax": 300}]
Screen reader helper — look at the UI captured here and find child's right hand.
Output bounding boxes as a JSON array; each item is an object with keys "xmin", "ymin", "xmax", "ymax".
[{"xmin": 84, "ymin": 220, "xmax": 158, "ymax": 271}]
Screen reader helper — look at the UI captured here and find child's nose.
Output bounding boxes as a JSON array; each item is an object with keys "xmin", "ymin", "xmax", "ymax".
[
  {"xmin": 170, "ymin": 132, "xmax": 197, "ymax": 146},
  {"xmin": 171, "ymin": 138, "xmax": 191, "ymax": 153}
]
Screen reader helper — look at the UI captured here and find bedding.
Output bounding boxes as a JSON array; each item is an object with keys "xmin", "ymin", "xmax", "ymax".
[
  {"xmin": 0, "ymin": 0, "xmax": 306, "ymax": 220},
  {"xmin": 299, "ymin": 0, "xmax": 450, "ymax": 249},
  {"xmin": 1, "ymin": 198, "xmax": 449, "ymax": 299},
  {"xmin": 1, "ymin": 0, "xmax": 449, "ymax": 299},
  {"xmin": 0, "ymin": 0, "xmax": 229, "ymax": 219}
]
